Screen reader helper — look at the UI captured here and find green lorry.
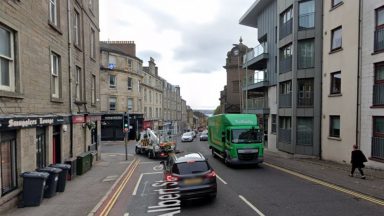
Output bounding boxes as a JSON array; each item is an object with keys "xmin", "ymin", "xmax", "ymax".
[{"xmin": 208, "ymin": 114, "xmax": 264, "ymax": 165}]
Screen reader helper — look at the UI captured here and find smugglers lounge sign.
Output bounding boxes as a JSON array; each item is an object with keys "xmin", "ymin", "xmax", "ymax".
[{"xmin": 0, "ymin": 116, "xmax": 69, "ymax": 130}]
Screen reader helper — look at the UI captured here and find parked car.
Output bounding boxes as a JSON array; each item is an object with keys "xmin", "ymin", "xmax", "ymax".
[
  {"xmin": 161, "ymin": 152, "xmax": 217, "ymax": 200},
  {"xmin": 199, "ymin": 130, "xmax": 208, "ymax": 141},
  {"xmin": 181, "ymin": 132, "xmax": 194, "ymax": 142}
]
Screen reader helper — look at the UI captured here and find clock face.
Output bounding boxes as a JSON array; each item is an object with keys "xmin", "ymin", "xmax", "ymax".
[{"xmin": 233, "ymin": 49, "xmax": 239, "ymax": 56}]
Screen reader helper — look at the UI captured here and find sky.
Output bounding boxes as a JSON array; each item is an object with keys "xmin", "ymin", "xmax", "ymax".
[{"xmin": 99, "ymin": 0, "xmax": 258, "ymax": 110}]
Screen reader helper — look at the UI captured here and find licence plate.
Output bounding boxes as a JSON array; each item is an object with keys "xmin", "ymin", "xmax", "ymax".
[{"xmin": 184, "ymin": 178, "xmax": 202, "ymax": 185}]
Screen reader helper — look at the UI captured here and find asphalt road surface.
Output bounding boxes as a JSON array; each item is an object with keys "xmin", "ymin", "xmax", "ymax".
[{"xmin": 101, "ymin": 135, "xmax": 384, "ymax": 216}]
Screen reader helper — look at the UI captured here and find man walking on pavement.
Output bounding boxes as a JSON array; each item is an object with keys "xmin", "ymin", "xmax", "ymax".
[{"xmin": 350, "ymin": 145, "xmax": 368, "ymax": 179}]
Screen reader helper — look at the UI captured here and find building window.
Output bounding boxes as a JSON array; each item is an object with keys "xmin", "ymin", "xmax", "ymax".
[
  {"xmin": 0, "ymin": 130, "xmax": 17, "ymax": 196},
  {"xmin": 271, "ymin": 114, "xmax": 277, "ymax": 134},
  {"xmin": 330, "ymin": 71, "xmax": 341, "ymax": 94},
  {"xmin": 299, "ymin": 0, "xmax": 315, "ymax": 30},
  {"xmin": 149, "ymin": 90, "xmax": 152, "ymax": 101},
  {"xmin": 375, "ymin": 6, "xmax": 384, "ymax": 52},
  {"xmin": 109, "ymin": 97, "xmax": 116, "ymax": 111},
  {"xmin": 0, "ymin": 25, "xmax": 15, "ymax": 92},
  {"xmin": 128, "ymin": 59, "xmax": 132, "ymax": 69},
  {"xmin": 232, "ymin": 80, "xmax": 239, "ymax": 93},
  {"xmin": 297, "ymin": 117, "xmax": 313, "ymax": 146},
  {"xmin": 279, "ymin": 43, "xmax": 292, "ymax": 73},
  {"xmin": 331, "ymin": 0, "xmax": 343, "ymax": 8},
  {"xmin": 74, "ymin": 9, "xmax": 81, "ymax": 47},
  {"xmin": 373, "ymin": 116, "xmax": 384, "ymax": 137},
  {"xmin": 128, "ymin": 77, "xmax": 133, "ymax": 90},
  {"xmin": 298, "ymin": 39, "xmax": 315, "ymax": 69},
  {"xmin": 280, "ymin": 6, "xmax": 293, "ymax": 38},
  {"xmin": 329, "ymin": 115, "xmax": 340, "ymax": 138},
  {"xmin": 297, "ymin": 79, "xmax": 314, "ymax": 107},
  {"xmin": 279, "ymin": 81, "xmax": 292, "ymax": 108},
  {"xmin": 372, "ymin": 116, "xmax": 384, "ymax": 159},
  {"xmin": 36, "ymin": 127, "xmax": 47, "ymax": 169},
  {"xmin": 109, "ymin": 75, "xmax": 116, "ymax": 88},
  {"xmin": 108, "ymin": 55, "xmax": 116, "ymax": 65},
  {"xmin": 88, "ymin": 0, "xmax": 94, "ymax": 12},
  {"xmin": 91, "ymin": 74, "xmax": 96, "ymax": 105},
  {"xmin": 138, "ymin": 99, "xmax": 142, "ymax": 112},
  {"xmin": 331, "ymin": 26, "xmax": 342, "ymax": 51},
  {"xmin": 75, "ymin": 66, "xmax": 82, "ymax": 101},
  {"xmin": 127, "ymin": 98, "xmax": 133, "ymax": 112},
  {"xmin": 90, "ymin": 28, "xmax": 96, "ymax": 59},
  {"xmin": 49, "ymin": 0, "xmax": 59, "ymax": 27},
  {"xmin": 144, "ymin": 107, "xmax": 147, "ymax": 118},
  {"xmin": 51, "ymin": 52, "xmax": 61, "ymax": 98},
  {"xmin": 373, "ymin": 62, "xmax": 384, "ymax": 105}
]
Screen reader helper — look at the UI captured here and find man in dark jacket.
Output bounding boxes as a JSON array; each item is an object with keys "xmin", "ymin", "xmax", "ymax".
[{"xmin": 350, "ymin": 145, "xmax": 368, "ymax": 179}]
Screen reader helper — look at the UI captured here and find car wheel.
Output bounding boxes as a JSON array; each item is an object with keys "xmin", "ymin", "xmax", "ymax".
[
  {"xmin": 135, "ymin": 147, "xmax": 140, "ymax": 154},
  {"xmin": 224, "ymin": 153, "xmax": 230, "ymax": 167}
]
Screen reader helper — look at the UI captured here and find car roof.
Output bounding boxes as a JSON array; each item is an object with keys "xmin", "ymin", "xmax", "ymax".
[{"xmin": 172, "ymin": 152, "xmax": 206, "ymax": 163}]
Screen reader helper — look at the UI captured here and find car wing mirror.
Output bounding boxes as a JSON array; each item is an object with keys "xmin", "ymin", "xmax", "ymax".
[{"xmin": 160, "ymin": 161, "xmax": 165, "ymax": 165}]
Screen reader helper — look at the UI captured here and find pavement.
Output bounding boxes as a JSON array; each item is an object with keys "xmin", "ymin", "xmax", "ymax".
[{"xmin": 3, "ymin": 141, "xmax": 384, "ymax": 216}]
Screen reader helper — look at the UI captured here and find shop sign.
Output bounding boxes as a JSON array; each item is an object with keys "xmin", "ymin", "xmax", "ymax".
[
  {"xmin": 0, "ymin": 116, "xmax": 66, "ymax": 129},
  {"xmin": 72, "ymin": 115, "xmax": 85, "ymax": 124}
]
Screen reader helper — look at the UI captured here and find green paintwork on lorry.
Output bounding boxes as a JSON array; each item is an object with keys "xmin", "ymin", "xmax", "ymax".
[{"xmin": 208, "ymin": 114, "xmax": 264, "ymax": 165}]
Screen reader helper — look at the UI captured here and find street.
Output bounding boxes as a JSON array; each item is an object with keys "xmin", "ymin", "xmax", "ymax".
[{"xmin": 99, "ymin": 135, "xmax": 384, "ymax": 216}]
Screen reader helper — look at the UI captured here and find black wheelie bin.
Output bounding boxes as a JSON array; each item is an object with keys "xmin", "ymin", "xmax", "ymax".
[
  {"xmin": 49, "ymin": 163, "xmax": 71, "ymax": 192},
  {"xmin": 20, "ymin": 171, "xmax": 49, "ymax": 207},
  {"xmin": 36, "ymin": 167, "xmax": 62, "ymax": 198}
]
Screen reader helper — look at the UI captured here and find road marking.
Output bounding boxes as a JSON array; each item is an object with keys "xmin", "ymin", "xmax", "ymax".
[
  {"xmin": 99, "ymin": 159, "xmax": 140, "ymax": 216},
  {"xmin": 140, "ymin": 161, "xmax": 159, "ymax": 164},
  {"xmin": 132, "ymin": 172, "xmax": 163, "ymax": 195},
  {"xmin": 239, "ymin": 195, "xmax": 265, "ymax": 216},
  {"xmin": 123, "ymin": 213, "xmax": 129, "ymax": 216},
  {"xmin": 216, "ymin": 174, "xmax": 227, "ymax": 184},
  {"xmin": 265, "ymin": 162, "xmax": 384, "ymax": 206},
  {"xmin": 102, "ymin": 175, "xmax": 118, "ymax": 182},
  {"xmin": 153, "ymin": 164, "xmax": 163, "ymax": 171},
  {"xmin": 141, "ymin": 181, "xmax": 148, "ymax": 197}
]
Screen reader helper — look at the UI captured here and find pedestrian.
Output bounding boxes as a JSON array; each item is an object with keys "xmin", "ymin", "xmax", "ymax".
[{"xmin": 349, "ymin": 145, "xmax": 368, "ymax": 179}]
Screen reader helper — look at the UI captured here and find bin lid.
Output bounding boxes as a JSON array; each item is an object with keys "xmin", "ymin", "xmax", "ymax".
[
  {"xmin": 49, "ymin": 163, "xmax": 71, "ymax": 170},
  {"xmin": 36, "ymin": 167, "xmax": 62, "ymax": 174},
  {"xmin": 21, "ymin": 171, "xmax": 49, "ymax": 179}
]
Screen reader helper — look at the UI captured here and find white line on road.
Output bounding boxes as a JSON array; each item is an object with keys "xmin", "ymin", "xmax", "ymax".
[
  {"xmin": 123, "ymin": 213, "xmax": 129, "ymax": 216},
  {"xmin": 239, "ymin": 195, "xmax": 265, "ymax": 216},
  {"xmin": 216, "ymin": 174, "xmax": 227, "ymax": 184},
  {"xmin": 132, "ymin": 172, "xmax": 163, "ymax": 195}
]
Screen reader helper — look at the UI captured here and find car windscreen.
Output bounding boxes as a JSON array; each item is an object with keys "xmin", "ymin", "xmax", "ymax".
[
  {"xmin": 172, "ymin": 161, "xmax": 210, "ymax": 175},
  {"xmin": 231, "ymin": 129, "xmax": 262, "ymax": 144},
  {"xmin": 183, "ymin": 132, "xmax": 193, "ymax": 136}
]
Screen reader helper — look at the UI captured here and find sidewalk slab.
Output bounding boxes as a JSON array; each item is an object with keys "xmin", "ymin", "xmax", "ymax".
[{"xmin": 264, "ymin": 150, "xmax": 384, "ymax": 201}]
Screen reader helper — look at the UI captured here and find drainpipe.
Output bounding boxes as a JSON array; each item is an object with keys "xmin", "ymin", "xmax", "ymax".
[
  {"xmin": 67, "ymin": 0, "xmax": 74, "ymax": 158},
  {"xmin": 356, "ymin": 0, "xmax": 362, "ymax": 148}
]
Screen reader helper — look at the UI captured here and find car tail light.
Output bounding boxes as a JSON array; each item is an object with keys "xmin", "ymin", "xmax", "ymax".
[
  {"xmin": 205, "ymin": 170, "xmax": 216, "ymax": 178},
  {"xmin": 165, "ymin": 173, "xmax": 179, "ymax": 182}
]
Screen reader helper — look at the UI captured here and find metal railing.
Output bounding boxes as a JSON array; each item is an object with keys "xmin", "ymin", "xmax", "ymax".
[
  {"xmin": 278, "ymin": 128, "xmax": 291, "ymax": 144},
  {"xmin": 374, "ymin": 28, "xmax": 384, "ymax": 52},
  {"xmin": 279, "ymin": 93, "xmax": 292, "ymax": 108},
  {"xmin": 372, "ymin": 136, "xmax": 384, "ymax": 160},
  {"xmin": 244, "ymin": 43, "xmax": 268, "ymax": 63},
  {"xmin": 280, "ymin": 19, "xmax": 293, "ymax": 39},
  {"xmin": 298, "ymin": 12, "xmax": 315, "ymax": 30},
  {"xmin": 279, "ymin": 56, "xmax": 292, "ymax": 74},
  {"xmin": 297, "ymin": 95, "xmax": 314, "ymax": 107},
  {"xmin": 373, "ymin": 83, "xmax": 384, "ymax": 105}
]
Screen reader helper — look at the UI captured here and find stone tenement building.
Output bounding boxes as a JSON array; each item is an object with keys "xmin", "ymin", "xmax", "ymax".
[{"xmin": 0, "ymin": 0, "xmax": 100, "ymax": 211}]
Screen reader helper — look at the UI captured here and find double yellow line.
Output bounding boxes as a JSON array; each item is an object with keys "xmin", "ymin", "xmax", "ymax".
[
  {"xmin": 265, "ymin": 162, "xmax": 384, "ymax": 206},
  {"xmin": 99, "ymin": 158, "xmax": 141, "ymax": 216}
]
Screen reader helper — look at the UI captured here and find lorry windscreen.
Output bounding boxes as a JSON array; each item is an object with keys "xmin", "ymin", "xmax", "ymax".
[{"xmin": 231, "ymin": 129, "xmax": 262, "ymax": 144}]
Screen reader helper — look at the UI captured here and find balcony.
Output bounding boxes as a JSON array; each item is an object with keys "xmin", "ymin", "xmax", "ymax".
[
  {"xmin": 278, "ymin": 128, "xmax": 291, "ymax": 144},
  {"xmin": 298, "ymin": 12, "xmax": 315, "ymax": 30},
  {"xmin": 246, "ymin": 97, "xmax": 269, "ymax": 114},
  {"xmin": 374, "ymin": 28, "xmax": 384, "ymax": 52},
  {"xmin": 243, "ymin": 43, "xmax": 268, "ymax": 70},
  {"xmin": 280, "ymin": 19, "xmax": 292, "ymax": 39},
  {"xmin": 373, "ymin": 83, "xmax": 384, "ymax": 105},
  {"xmin": 279, "ymin": 93, "xmax": 292, "ymax": 108},
  {"xmin": 243, "ymin": 70, "xmax": 269, "ymax": 92},
  {"xmin": 372, "ymin": 137, "xmax": 384, "ymax": 160}
]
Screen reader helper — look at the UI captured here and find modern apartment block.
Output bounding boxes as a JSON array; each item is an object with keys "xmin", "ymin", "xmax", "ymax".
[
  {"xmin": 221, "ymin": 39, "xmax": 250, "ymax": 114},
  {"xmin": 240, "ymin": 0, "xmax": 323, "ymax": 156},
  {"xmin": 99, "ymin": 41, "xmax": 144, "ymax": 140},
  {"xmin": 322, "ymin": 0, "xmax": 360, "ymax": 163},
  {"xmin": 360, "ymin": 0, "xmax": 384, "ymax": 168},
  {"xmin": 142, "ymin": 58, "xmax": 163, "ymax": 130},
  {"xmin": 0, "ymin": 0, "xmax": 100, "ymax": 211}
]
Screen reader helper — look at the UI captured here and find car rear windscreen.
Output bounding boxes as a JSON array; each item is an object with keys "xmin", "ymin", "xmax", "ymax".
[{"xmin": 172, "ymin": 161, "xmax": 210, "ymax": 175}]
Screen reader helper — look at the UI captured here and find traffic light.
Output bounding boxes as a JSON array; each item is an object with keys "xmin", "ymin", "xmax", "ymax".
[{"xmin": 123, "ymin": 113, "xmax": 129, "ymax": 129}]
